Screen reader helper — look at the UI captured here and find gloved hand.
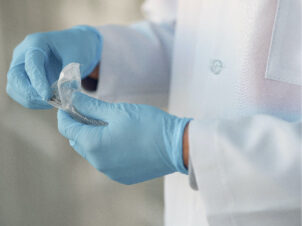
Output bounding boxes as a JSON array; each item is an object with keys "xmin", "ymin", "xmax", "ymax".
[
  {"xmin": 6, "ymin": 26, "xmax": 102, "ymax": 109},
  {"xmin": 57, "ymin": 92, "xmax": 191, "ymax": 185}
]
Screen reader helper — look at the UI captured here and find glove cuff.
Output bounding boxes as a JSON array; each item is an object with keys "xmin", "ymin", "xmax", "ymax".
[{"xmin": 170, "ymin": 117, "xmax": 192, "ymax": 175}]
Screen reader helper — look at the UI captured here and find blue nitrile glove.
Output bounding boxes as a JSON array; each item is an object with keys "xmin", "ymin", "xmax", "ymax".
[
  {"xmin": 6, "ymin": 26, "xmax": 102, "ymax": 109},
  {"xmin": 57, "ymin": 92, "xmax": 191, "ymax": 185}
]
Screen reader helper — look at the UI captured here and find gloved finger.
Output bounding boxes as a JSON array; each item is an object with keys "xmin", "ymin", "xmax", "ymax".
[
  {"xmin": 57, "ymin": 109, "xmax": 84, "ymax": 141},
  {"xmin": 57, "ymin": 110, "xmax": 86, "ymax": 159},
  {"xmin": 72, "ymin": 92, "xmax": 114, "ymax": 121},
  {"xmin": 6, "ymin": 64, "xmax": 52, "ymax": 109},
  {"xmin": 24, "ymin": 49, "xmax": 52, "ymax": 101},
  {"xmin": 58, "ymin": 110, "xmax": 104, "ymax": 160}
]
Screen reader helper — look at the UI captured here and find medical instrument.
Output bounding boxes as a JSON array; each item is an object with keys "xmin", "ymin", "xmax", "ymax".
[{"xmin": 48, "ymin": 63, "xmax": 107, "ymax": 126}]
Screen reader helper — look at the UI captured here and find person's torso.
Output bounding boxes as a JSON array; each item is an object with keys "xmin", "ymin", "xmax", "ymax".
[{"xmin": 165, "ymin": 0, "xmax": 301, "ymax": 225}]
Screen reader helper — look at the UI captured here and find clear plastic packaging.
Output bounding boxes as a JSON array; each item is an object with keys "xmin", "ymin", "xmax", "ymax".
[{"xmin": 48, "ymin": 63, "xmax": 107, "ymax": 126}]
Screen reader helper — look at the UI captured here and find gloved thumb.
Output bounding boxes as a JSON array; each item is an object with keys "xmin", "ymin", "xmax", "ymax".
[{"xmin": 72, "ymin": 92, "xmax": 112, "ymax": 121}]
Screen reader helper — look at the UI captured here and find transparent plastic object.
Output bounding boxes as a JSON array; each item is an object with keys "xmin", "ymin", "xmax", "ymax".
[{"xmin": 48, "ymin": 63, "xmax": 107, "ymax": 126}]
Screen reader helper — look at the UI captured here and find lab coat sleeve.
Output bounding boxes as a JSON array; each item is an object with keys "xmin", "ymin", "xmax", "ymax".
[
  {"xmin": 94, "ymin": 22, "xmax": 175, "ymax": 108},
  {"xmin": 189, "ymin": 115, "xmax": 301, "ymax": 226}
]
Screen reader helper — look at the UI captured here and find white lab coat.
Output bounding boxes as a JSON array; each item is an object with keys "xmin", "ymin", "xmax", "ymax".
[{"xmin": 95, "ymin": 0, "xmax": 301, "ymax": 225}]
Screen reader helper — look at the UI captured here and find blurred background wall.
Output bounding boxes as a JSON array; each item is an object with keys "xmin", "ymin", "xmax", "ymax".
[{"xmin": 0, "ymin": 0, "xmax": 164, "ymax": 225}]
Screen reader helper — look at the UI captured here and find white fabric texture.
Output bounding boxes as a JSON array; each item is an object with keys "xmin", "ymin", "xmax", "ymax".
[
  {"xmin": 265, "ymin": 0, "xmax": 301, "ymax": 85},
  {"xmin": 142, "ymin": 0, "xmax": 178, "ymax": 23},
  {"xmin": 96, "ymin": 22, "xmax": 174, "ymax": 108},
  {"xmin": 95, "ymin": 0, "xmax": 302, "ymax": 225},
  {"xmin": 189, "ymin": 117, "xmax": 301, "ymax": 226}
]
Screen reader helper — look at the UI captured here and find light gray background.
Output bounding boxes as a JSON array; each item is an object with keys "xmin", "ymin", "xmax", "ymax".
[{"xmin": 0, "ymin": 1, "xmax": 164, "ymax": 225}]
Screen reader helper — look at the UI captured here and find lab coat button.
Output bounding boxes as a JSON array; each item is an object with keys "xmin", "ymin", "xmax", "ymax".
[{"xmin": 210, "ymin": 59, "xmax": 223, "ymax": 75}]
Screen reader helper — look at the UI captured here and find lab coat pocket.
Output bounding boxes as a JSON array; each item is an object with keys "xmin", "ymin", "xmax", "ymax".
[{"xmin": 265, "ymin": 0, "xmax": 301, "ymax": 86}]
